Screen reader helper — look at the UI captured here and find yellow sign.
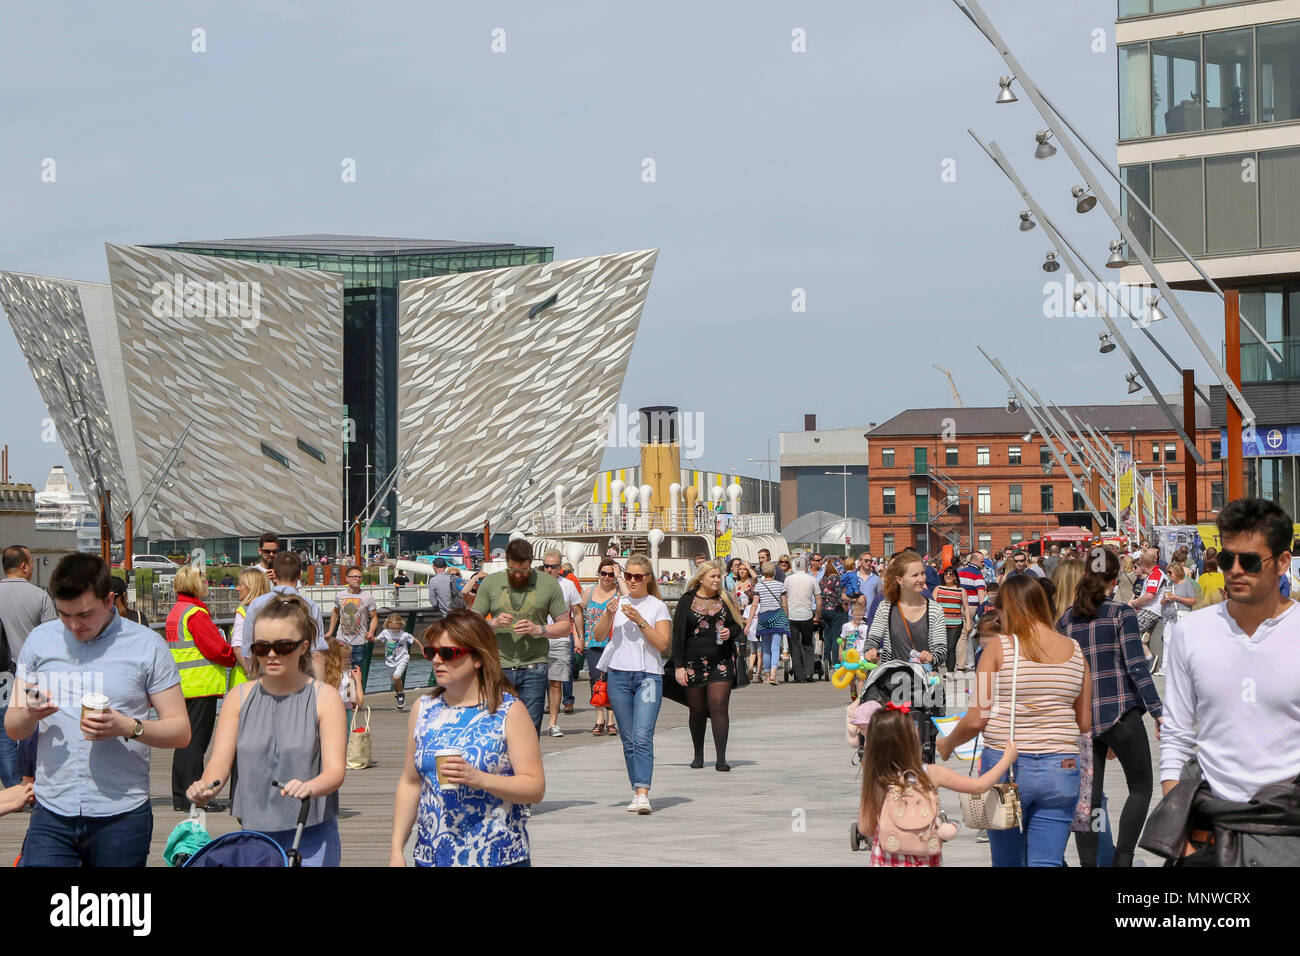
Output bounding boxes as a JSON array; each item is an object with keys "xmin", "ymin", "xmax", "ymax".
[{"xmin": 716, "ymin": 529, "xmax": 733, "ymax": 560}]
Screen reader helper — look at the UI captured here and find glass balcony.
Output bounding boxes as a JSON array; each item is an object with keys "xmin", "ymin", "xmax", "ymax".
[{"xmin": 1240, "ymin": 336, "xmax": 1300, "ymax": 383}]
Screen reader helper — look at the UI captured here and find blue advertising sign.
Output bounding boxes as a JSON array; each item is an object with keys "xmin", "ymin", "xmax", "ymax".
[{"xmin": 1221, "ymin": 426, "xmax": 1300, "ymax": 457}]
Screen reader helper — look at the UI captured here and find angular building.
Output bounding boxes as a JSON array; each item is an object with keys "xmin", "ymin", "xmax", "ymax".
[
  {"xmin": 2, "ymin": 237, "xmax": 653, "ymax": 560},
  {"xmin": 396, "ymin": 249, "xmax": 658, "ymax": 532}
]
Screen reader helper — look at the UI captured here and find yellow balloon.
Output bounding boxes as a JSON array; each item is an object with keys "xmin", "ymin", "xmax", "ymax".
[{"xmin": 831, "ymin": 668, "xmax": 854, "ymax": 689}]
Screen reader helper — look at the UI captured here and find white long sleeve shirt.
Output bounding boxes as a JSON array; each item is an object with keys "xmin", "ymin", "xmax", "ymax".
[{"xmin": 1159, "ymin": 601, "xmax": 1300, "ymax": 802}]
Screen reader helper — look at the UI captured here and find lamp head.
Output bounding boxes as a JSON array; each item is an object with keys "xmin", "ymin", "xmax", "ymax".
[
  {"xmin": 1105, "ymin": 239, "xmax": 1128, "ymax": 269},
  {"xmin": 1019, "ymin": 210, "xmax": 1036, "ymax": 232},
  {"xmin": 1099, "ymin": 332, "xmax": 1116, "ymax": 354},
  {"xmin": 1072, "ymin": 185, "xmax": 1097, "ymax": 214},
  {"xmin": 1042, "ymin": 251, "xmax": 1060, "ymax": 273},
  {"xmin": 1034, "ymin": 130, "xmax": 1057, "ymax": 160},
  {"xmin": 996, "ymin": 75, "xmax": 1018, "ymax": 104}
]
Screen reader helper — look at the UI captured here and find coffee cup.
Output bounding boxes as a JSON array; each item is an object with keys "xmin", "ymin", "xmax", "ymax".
[
  {"xmin": 81, "ymin": 692, "xmax": 111, "ymax": 739},
  {"xmin": 434, "ymin": 748, "xmax": 463, "ymax": 791}
]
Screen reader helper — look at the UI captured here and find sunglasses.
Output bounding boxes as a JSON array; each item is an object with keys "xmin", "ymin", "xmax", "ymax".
[
  {"xmin": 542, "ymin": 563, "xmax": 562, "ymax": 570},
  {"xmin": 259, "ymin": 549, "xmax": 278, "ymax": 556},
  {"xmin": 624, "ymin": 572, "xmax": 647, "ymax": 582},
  {"xmin": 249, "ymin": 638, "xmax": 306, "ymax": 657},
  {"xmin": 598, "ymin": 570, "xmax": 617, "ymax": 578},
  {"xmin": 1217, "ymin": 549, "xmax": 1273, "ymax": 574},
  {"xmin": 423, "ymin": 645, "xmax": 472, "ymax": 662}
]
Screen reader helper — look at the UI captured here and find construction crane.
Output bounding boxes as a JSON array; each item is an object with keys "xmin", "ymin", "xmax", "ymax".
[{"xmin": 932, "ymin": 364, "xmax": 964, "ymax": 407}]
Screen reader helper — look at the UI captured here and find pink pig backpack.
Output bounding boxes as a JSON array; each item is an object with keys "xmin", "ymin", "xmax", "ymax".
[{"xmin": 875, "ymin": 772, "xmax": 959, "ymax": 856}]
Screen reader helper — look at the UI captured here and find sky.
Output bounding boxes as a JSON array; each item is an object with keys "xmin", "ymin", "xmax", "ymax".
[{"xmin": 0, "ymin": 0, "xmax": 1226, "ymax": 492}]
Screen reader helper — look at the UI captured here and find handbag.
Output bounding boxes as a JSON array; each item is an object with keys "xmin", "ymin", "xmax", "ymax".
[
  {"xmin": 346, "ymin": 705, "xmax": 373, "ymax": 770},
  {"xmin": 590, "ymin": 679, "xmax": 609, "ymax": 707},
  {"xmin": 958, "ymin": 634, "xmax": 1023, "ymax": 831},
  {"xmin": 1070, "ymin": 734, "xmax": 1095, "ymax": 833}
]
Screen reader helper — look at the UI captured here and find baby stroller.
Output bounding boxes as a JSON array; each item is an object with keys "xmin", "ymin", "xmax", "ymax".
[
  {"xmin": 853, "ymin": 659, "xmax": 942, "ymax": 764},
  {"xmin": 177, "ymin": 788, "xmax": 313, "ymax": 867}
]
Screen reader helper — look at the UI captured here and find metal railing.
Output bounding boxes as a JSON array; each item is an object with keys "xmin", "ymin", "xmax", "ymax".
[
  {"xmin": 529, "ymin": 509, "xmax": 773, "ymax": 536},
  {"xmin": 131, "ymin": 582, "xmax": 428, "ymax": 620}
]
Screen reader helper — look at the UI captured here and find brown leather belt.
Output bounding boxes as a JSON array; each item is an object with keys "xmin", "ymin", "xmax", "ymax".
[{"xmin": 1189, "ymin": 829, "xmax": 1215, "ymax": 845}]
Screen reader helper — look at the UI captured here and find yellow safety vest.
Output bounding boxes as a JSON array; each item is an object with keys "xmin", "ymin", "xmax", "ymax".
[
  {"xmin": 171, "ymin": 605, "xmax": 230, "ymax": 699},
  {"xmin": 228, "ymin": 607, "xmax": 249, "ymax": 689}
]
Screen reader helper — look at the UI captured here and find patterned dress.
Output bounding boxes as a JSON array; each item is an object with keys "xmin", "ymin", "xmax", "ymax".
[{"xmin": 413, "ymin": 692, "xmax": 529, "ymax": 867}]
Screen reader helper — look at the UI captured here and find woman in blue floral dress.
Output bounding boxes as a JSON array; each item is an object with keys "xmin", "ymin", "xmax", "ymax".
[{"xmin": 390, "ymin": 610, "xmax": 545, "ymax": 867}]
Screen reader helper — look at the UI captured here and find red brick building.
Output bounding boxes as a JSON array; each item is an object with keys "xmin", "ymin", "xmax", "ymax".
[{"xmin": 866, "ymin": 404, "xmax": 1222, "ymax": 556}]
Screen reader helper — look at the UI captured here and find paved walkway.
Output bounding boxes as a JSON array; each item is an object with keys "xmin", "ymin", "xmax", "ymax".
[{"xmin": 0, "ymin": 676, "xmax": 1162, "ymax": 866}]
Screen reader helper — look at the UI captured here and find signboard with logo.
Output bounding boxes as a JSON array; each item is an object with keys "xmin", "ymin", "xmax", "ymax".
[
  {"xmin": 714, "ymin": 513, "xmax": 733, "ymax": 560},
  {"xmin": 1221, "ymin": 425, "xmax": 1300, "ymax": 457}
]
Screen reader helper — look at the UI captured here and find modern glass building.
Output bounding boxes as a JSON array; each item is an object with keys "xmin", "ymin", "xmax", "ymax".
[
  {"xmin": 146, "ymin": 235, "xmax": 553, "ymax": 533},
  {"xmin": 1115, "ymin": 1, "xmax": 1300, "ymax": 514}
]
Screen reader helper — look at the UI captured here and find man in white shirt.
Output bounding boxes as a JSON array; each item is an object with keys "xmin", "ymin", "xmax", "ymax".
[
  {"xmin": 784, "ymin": 555, "xmax": 822, "ymax": 683},
  {"xmin": 540, "ymin": 550, "xmax": 583, "ymax": 737},
  {"xmin": 1160, "ymin": 498, "xmax": 1299, "ymax": 860}
]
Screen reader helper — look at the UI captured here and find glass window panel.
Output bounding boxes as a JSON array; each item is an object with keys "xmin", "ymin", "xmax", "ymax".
[
  {"xmin": 883, "ymin": 534, "xmax": 895, "ymax": 557},
  {"xmin": 1259, "ymin": 23, "xmax": 1300, "ymax": 124},
  {"xmin": 1118, "ymin": 0, "xmax": 1149, "ymax": 15},
  {"xmin": 1203, "ymin": 30, "xmax": 1253, "ymax": 129},
  {"xmin": 1009, "ymin": 485, "xmax": 1022, "ymax": 514},
  {"xmin": 1119, "ymin": 43, "xmax": 1153, "ymax": 139},
  {"xmin": 1122, "ymin": 164, "xmax": 1154, "ymax": 260},
  {"xmin": 1205, "ymin": 153, "xmax": 1258, "ymax": 254},
  {"xmin": 1008, "ymin": 446, "xmax": 1021, "ymax": 465},
  {"xmin": 1152, "ymin": 159, "xmax": 1204, "ymax": 257},
  {"xmin": 978, "ymin": 533, "xmax": 992, "ymax": 554},
  {"xmin": 1040, "ymin": 485, "xmax": 1054, "ymax": 512},
  {"xmin": 945, "ymin": 447, "xmax": 959, "ymax": 466},
  {"xmin": 977, "ymin": 487, "xmax": 991, "ymax": 514},
  {"xmin": 977, "ymin": 446, "xmax": 990, "ymax": 466},
  {"xmin": 1165, "ymin": 443, "xmax": 1177, "ymax": 462},
  {"xmin": 881, "ymin": 448, "xmax": 894, "ymax": 468},
  {"xmin": 1260, "ymin": 148, "xmax": 1300, "ymax": 248},
  {"xmin": 1153, "ymin": 36, "xmax": 1203, "ymax": 135},
  {"xmin": 1153, "ymin": 0, "xmax": 1199, "ymax": 12},
  {"xmin": 882, "ymin": 488, "xmax": 896, "ymax": 516}
]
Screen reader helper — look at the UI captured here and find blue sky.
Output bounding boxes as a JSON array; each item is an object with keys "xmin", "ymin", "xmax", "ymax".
[{"xmin": 0, "ymin": 0, "xmax": 1223, "ymax": 491}]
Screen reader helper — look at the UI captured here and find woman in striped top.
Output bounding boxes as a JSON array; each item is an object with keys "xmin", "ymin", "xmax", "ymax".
[
  {"xmin": 931, "ymin": 567, "xmax": 967, "ymax": 674},
  {"xmin": 937, "ymin": 575, "xmax": 1091, "ymax": 867}
]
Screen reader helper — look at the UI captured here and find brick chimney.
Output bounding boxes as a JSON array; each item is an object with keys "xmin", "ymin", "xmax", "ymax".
[{"xmin": 804, "ymin": 414, "xmax": 816, "ymax": 431}]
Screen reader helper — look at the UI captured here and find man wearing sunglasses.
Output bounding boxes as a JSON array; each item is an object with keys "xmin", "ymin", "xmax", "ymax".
[
  {"xmin": 471, "ymin": 539, "xmax": 570, "ymax": 734},
  {"xmin": 1159, "ymin": 498, "xmax": 1300, "ymax": 863},
  {"xmin": 539, "ymin": 550, "xmax": 584, "ymax": 735},
  {"xmin": 255, "ymin": 532, "xmax": 279, "ymax": 584}
]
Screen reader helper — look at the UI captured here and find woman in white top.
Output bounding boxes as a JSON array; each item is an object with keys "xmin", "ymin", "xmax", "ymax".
[
  {"xmin": 230, "ymin": 567, "xmax": 271, "ymax": 675},
  {"xmin": 592, "ymin": 554, "xmax": 672, "ymax": 814}
]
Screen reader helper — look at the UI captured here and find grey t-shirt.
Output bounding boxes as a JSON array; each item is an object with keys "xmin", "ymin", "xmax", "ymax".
[
  {"xmin": 429, "ymin": 572, "xmax": 456, "ymax": 615},
  {"xmin": 0, "ymin": 576, "xmax": 57, "ymax": 663}
]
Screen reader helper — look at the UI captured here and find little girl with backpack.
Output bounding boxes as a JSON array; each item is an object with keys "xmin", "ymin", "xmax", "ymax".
[{"xmin": 858, "ymin": 703, "xmax": 1016, "ymax": 866}]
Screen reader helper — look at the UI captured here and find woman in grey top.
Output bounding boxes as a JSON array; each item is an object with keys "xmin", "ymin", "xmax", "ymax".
[{"xmin": 187, "ymin": 594, "xmax": 347, "ymax": 865}]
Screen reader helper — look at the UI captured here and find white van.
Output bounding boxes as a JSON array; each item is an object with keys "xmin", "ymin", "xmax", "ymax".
[{"xmin": 131, "ymin": 555, "xmax": 179, "ymax": 575}]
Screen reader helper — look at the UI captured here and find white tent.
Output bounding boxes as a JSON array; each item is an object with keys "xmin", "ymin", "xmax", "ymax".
[{"xmin": 782, "ymin": 510, "xmax": 871, "ymax": 549}]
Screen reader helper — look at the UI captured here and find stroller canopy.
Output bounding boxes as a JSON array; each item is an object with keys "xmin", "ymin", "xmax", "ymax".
[
  {"xmin": 860, "ymin": 659, "xmax": 939, "ymax": 710},
  {"xmin": 182, "ymin": 830, "xmax": 289, "ymax": 867}
]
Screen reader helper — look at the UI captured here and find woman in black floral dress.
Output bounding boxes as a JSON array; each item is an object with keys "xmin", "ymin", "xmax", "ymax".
[{"xmin": 671, "ymin": 561, "xmax": 744, "ymax": 771}]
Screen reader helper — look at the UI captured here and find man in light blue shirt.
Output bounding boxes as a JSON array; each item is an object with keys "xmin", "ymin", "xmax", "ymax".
[{"xmin": 5, "ymin": 553, "xmax": 189, "ymax": 867}]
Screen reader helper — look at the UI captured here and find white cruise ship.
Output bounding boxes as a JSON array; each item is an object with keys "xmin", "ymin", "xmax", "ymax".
[{"xmin": 34, "ymin": 466, "xmax": 99, "ymax": 551}]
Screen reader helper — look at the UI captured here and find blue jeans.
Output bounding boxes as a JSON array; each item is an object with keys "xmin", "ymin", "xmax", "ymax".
[
  {"xmin": 0, "ymin": 702, "xmax": 20, "ymax": 787},
  {"xmin": 980, "ymin": 747, "xmax": 1079, "ymax": 867},
  {"xmin": 606, "ymin": 670, "xmax": 663, "ymax": 790},
  {"xmin": 20, "ymin": 800, "xmax": 153, "ymax": 867},
  {"xmin": 502, "ymin": 662, "xmax": 549, "ymax": 734},
  {"xmin": 262, "ymin": 818, "xmax": 341, "ymax": 867},
  {"xmin": 761, "ymin": 632, "xmax": 785, "ymax": 672}
]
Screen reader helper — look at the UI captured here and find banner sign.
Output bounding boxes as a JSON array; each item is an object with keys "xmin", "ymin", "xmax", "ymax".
[{"xmin": 1221, "ymin": 425, "xmax": 1300, "ymax": 458}]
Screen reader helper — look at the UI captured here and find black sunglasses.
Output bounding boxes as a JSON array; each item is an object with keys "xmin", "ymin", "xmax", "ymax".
[
  {"xmin": 424, "ymin": 645, "xmax": 472, "ymax": 662},
  {"xmin": 1218, "ymin": 549, "xmax": 1273, "ymax": 575},
  {"xmin": 249, "ymin": 638, "xmax": 306, "ymax": 657}
]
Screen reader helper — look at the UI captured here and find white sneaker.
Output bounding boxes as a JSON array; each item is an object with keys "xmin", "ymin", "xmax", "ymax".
[
  {"xmin": 626, "ymin": 795, "xmax": 641, "ymax": 812},
  {"xmin": 547, "ymin": 724, "xmax": 564, "ymax": 737},
  {"xmin": 636, "ymin": 793, "xmax": 653, "ymax": 815}
]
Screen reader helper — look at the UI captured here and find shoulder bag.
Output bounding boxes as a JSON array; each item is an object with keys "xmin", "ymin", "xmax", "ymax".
[
  {"xmin": 958, "ymin": 634, "xmax": 1023, "ymax": 831},
  {"xmin": 346, "ymin": 705, "xmax": 373, "ymax": 770}
]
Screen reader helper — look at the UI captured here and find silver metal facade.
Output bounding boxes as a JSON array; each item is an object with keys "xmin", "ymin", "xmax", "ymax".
[{"xmin": 396, "ymin": 249, "xmax": 658, "ymax": 531}]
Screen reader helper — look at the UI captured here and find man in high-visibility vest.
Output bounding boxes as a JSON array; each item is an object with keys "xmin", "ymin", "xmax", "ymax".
[{"xmin": 166, "ymin": 566, "xmax": 237, "ymax": 812}]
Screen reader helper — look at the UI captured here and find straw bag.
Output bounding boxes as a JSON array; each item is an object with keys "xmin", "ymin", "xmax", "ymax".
[
  {"xmin": 958, "ymin": 635, "xmax": 1022, "ymax": 831},
  {"xmin": 346, "ymin": 706, "xmax": 372, "ymax": 770}
]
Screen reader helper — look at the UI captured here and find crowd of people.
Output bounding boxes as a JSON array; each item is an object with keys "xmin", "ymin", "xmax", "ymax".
[{"xmin": 2, "ymin": 497, "xmax": 1298, "ymax": 868}]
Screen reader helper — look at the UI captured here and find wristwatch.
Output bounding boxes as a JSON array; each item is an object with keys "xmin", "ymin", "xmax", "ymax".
[{"xmin": 131, "ymin": 719, "xmax": 144, "ymax": 738}]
